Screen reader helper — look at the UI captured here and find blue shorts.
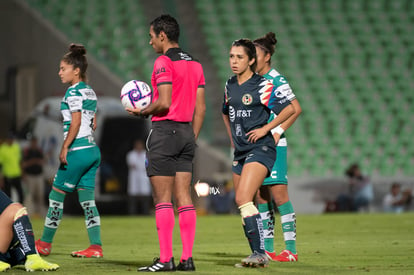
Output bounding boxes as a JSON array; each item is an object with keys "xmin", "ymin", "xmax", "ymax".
[
  {"xmin": 232, "ymin": 145, "xmax": 276, "ymax": 176},
  {"xmin": 263, "ymin": 146, "xmax": 288, "ymax": 185},
  {"xmin": 0, "ymin": 191, "xmax": 13, "ymax": 213},
  {"xmin": 53, "ymin": 146, "xmax": 101, "ymax": 192}
]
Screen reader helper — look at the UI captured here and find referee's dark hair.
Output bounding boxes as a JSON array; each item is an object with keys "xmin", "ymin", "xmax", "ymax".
[{"xmin": 150, "ymin": 14, "xmax": 180, "ymax": 43}]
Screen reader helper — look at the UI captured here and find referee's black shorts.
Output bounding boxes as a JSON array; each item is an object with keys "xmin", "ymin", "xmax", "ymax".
[{"xmin": 146, "ymin": 120, "xmax": 195, "ymax": 177}]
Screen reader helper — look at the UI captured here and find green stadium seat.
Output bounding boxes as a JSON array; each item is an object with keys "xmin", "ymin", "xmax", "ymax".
[
  {"xmin": 320, "ymin": 0, "xmax": 342, "ymax": 11},
  {"xmin": 25, "ymin": 0, "xmax": 414, "ymax": 177}
]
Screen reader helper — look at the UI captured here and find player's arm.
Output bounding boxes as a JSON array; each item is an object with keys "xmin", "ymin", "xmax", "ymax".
[
  {"xmin": 222, "ymin": 113, "xmax": 234, "ymax": 148},
  {"xmin": 92, "ymin": 113, "xmax": 97, "ymax": 131},
  {"xmin": 247, "ymin": 80, "xmax": 295, "ymax": 143},
  {"xmin": 60, "ymin": 111, "xmax": 81, "ymax": 164},
  {"xmin": 247, "ymin": 104, "xmax": 294, "ymax": 143},
  {"xmin": 192, "ymin": 86, "xmax": 206, "ymax": 140},
  {"xmin": 271, "ymin": 98, "xmax": 302, "ymax": 142},
  {"xmin": 128, "ymin": 57, "xmax": 172, "ymax": 117},
  {"xmin": 278, "ymin": 98, "xmax": 301, "ymax": 131},
  {"xmin": 221, "ymin": 87, "xmax": 234, "ymax": 148},
  {"xmin": 127, "ymin": 83, "xmax": 172, "ymax": 116}
]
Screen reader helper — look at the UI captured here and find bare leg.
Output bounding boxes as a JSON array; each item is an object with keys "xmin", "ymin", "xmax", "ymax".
[{"xmin": 0, "ymin": 203, "xmax": 21, "ymax": 253}]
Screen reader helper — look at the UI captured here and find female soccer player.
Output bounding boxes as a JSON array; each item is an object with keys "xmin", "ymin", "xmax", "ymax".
[
  {"xmin": 222, "ymin": 38, "xmax": 294, "ymax": 267},
  {"xmin": 35, "ymin": 44, "xmax": 103, "ymax": 258},
  {"xmin": 0, "ymin": 190, "xmax": 59, "ymax": 272},
  {"xmin": 253, "ymin": 32, "xmax": 302, "ymax": 262}
]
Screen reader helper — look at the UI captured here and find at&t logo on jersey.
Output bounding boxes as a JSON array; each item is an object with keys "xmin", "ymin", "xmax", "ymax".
[
  {"xmin": 230, "ymin": 106, "xmax": 253, "ymax": 122},
  {"xmin": 236, "ymin": 110, "xmax": 252, "ymax": 118}
]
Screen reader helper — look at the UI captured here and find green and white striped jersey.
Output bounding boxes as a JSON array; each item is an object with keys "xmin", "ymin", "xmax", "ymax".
[
  {"xmin": 264, "ymin": 68, "xmax": 296, "ymax": 147},
  {"xmin": 60, "ymin": 81, "xmax": 97, "ymax": 149}
]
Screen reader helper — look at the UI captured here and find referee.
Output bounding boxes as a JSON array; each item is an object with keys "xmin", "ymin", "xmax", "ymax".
[{"xmin": 127, "ymin": 14, "xmax": 206, "ymax": 272}]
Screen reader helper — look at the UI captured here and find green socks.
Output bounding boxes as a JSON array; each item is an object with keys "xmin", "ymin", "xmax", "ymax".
[
  {"xmin": 258, "ymin": 201, "xmax": 297, "ymax": 254},
  {"xmin": 78, "ymin": 189, "xmax": 102, "ymax": 246},
  {"xmin": 41, "ymin": 189, "xmax": 101, "ymax": 247},
  {"xmin": 258, "ymin": 202, "xmax": 275, "ymax": 253},
  {"xmin": 41, "ymin": 189, "xmax": 65, "ymax": 243},
  {"xmin": 277, "ymin": 201, "xmax": 297, "ymax": 254}
]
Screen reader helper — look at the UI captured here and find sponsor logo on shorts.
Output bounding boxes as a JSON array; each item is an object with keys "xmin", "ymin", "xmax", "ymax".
[
  {"xmin": 232, "ymin": 161, "xmax": 238, "ymax": 167},
  {"xmin": 245, "ymin": 153, "xmax": 254, "ymax": 161},
  {"xmin": 64, "ymin": 182, "xmax": 75, "ymax": 189}
]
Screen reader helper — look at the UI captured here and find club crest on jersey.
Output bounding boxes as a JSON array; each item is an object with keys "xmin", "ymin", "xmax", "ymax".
[{"xmin": 242, "ymin": 93, "xmax": 253, "ymax": 105}]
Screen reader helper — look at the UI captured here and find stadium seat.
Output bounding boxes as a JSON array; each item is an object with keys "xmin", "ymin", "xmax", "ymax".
[{"xmin": 25, "ymin": 0, "xmax": 414, "ymax": 177}]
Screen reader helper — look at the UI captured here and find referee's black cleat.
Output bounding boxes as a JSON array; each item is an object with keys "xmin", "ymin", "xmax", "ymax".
[
  {"xmin": 177, "ymin": 257, "xmax": 195, "ymax": 271},
  {"xmin": 138, "ymin": 257, "xmax": 176, "ymax": 272}
]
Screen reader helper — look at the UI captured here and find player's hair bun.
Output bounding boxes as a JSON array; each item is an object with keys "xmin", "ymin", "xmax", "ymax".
[
  {"xmin": 265, "ymin": 32, "xmax": 277, "ymax": 46},
  {"xmin": 69, "ymin": 43, "xmax": 86, "ymax": 56},
  {"xmin": 253, "ymin": 32, "xmax": 277, "ymax": 56},
  {"xmin": 62, "ymin": 43, "xmax": 88, "ymax": 81}
]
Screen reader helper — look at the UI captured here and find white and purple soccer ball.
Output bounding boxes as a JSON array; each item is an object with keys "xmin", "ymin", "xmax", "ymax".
[{"xmin": 120, "ymin": 80, "xmax": 152, "ymax": 109}]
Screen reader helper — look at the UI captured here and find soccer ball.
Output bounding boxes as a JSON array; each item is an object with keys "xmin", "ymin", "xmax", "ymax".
[{"xmin": 120, "ymin": 80, "xmax": 152, "ymax": 109}]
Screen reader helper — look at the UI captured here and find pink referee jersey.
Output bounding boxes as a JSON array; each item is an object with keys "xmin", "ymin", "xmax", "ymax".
[{"xmin": 151, "ymin": 48, "xmax": 205, "ymax": 122}]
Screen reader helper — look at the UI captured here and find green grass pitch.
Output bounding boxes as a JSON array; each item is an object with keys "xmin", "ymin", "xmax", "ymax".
[{"xmin": 9, "ymin": 213, "xmax": 414, "ymax": 274}]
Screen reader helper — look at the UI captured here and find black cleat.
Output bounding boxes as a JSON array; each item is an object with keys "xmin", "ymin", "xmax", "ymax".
[
  {"xmin": 138, "ymin": 257, "xmax": 176, "ymax": 272},
  {"xmin": 177, "ymin": 257, "xmax": 195, "ymax": 271}
]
